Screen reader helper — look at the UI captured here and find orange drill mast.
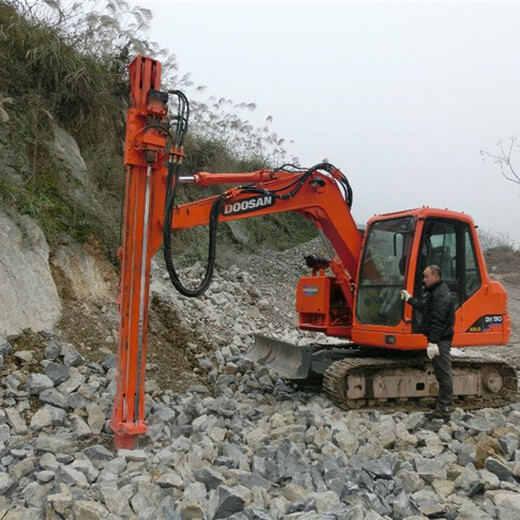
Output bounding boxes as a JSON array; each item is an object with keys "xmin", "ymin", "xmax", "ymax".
[{"xmin": 110, "ymin": 56, "xmax": 169, "ymax": 448}]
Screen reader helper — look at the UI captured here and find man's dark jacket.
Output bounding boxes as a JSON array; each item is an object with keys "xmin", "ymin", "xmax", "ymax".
[{"xmin": 408, "ymin": 280, "xmax": 455, "ymax": 343}]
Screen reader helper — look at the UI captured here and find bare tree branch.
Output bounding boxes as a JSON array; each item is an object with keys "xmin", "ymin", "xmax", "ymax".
[{"xmin": 481, "ymin": 137, "xmax": 520, "ymax": 186}]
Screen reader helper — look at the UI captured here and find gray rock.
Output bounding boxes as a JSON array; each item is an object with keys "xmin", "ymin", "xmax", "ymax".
[
  {"xmin": 39, "ymin": 388, "xmax": 67, "ymax": 408},
  {"xmin": 56, "ymin": 464, "xmax": 89, "ymax": 488},
  {"xmin": 44, "ymin": 362, "xmax": 70, "ymax": 385},
  {"xmin": 238, "ymin": 471, "xmax": 273, "ymax": 490},
  {"xmin": 464, "ymin": 416, "xmax": 498, "ymax": 433},
  {"xmin": 71, "ymin": 458, "xmax": 99, "ymax": 483},
  {"xmin": 82, "ymin": 444, "xmax": 114, "ymax": 461},
  {"xmin": 22, "ymin": 481, "xmax": 47, "ymax": 508},
  {"xmin": 0, "ymin": 472, "xmax": 16, "ymax": 495},
  {"xmin": 208, "ymin": 486, "xmax": 246, "ymax": 519},
  {"xmin": 33, "ymin": 405, "xmax": 66, "ymax": 430},
  {"xmin": 30, "ymin": 407, "xmax": 53, "ymax": 431},
  {"xmin": 486, "ymin": 490, "xmax": 520, "ymax": 519},
  {"xmin": 3, "ymin": 373, "xmax": 22, "ymax": 390},
  {"xmin": 355, "ymin": 455, "xmax": 398, "ymax": 479},
  {"xmin": 499, "ymin": 435, "xmax": 519, "ymax": 460},
  {"xmin": 72, "ymin": 500, "xmax": 109, "ymax": 519},
  {"xmin": 86, "ymin": 402, "xmax": 105, "ymax": 434},
  {"xmin": 44, "ymin": 339, "xmax": 61, "ymax": 360},
  {"xmin": 414, "ymin": 457, "xmax": 447, "ymax": 482},
  {"xmin": 33, "ymin": 434, "xmax": 75, "ymax": 453},
  {"xmin": 182, "ymin": 481, "xmax": 208, "ymax": 503},
  {"xmin": 193, "ymin": 468, "xmax": 226, "ymax": 490},
  {"xmin": 118, "ymin": 448, "xmax": 148, "ymax": 462},
  {"xmin": 0, "ymin": 339, "xmax": 13, "ymax": 356},
  {"xmin": 99, "ymin": 483, "xmax": 134, "ymax": 517},
  {"xmin": 67, "ymin": 391, "xmax": 90, "ymax": 409},
  {"xmin": 36, "ymin": 470, "xmax": 55, "ymax": 484},
  {"xmin": 26, "ymin": 373, "xmax": 54, "ymax": 395},
  {"xmin": 456, "ymin": 500, "xmax": 493, "ymax": 520},
  {"xmin": 156, "ymin": 470, "xmax": 183, "ymax": 489},
  {"xmin": 484, "ymin": 457, "xmax": 515, "ymax": 482},
  {"xmin": 0, "ymin": 424, "xmax": 11, "ymax": 443},
  {"xmin": 178, "ymin": 503, "xmax": 206, "ymax": 520},
  {"xmin": 61, "ymin": 343, "xmax": 85, "ymax": 367},
  {"xmin": 11, "ymin": 457, "xmax": 36, "ymax": 479},
  {"xmin": 0, "ymin": 207, "xmax": 61, "ymax": 338},
  {"xmin": 39, "ymin": 453, "xmax": 58, "ymax": 471},
  {"xmin": 101, "ymin": 353, "xmax": 117, "ymax": 371},
  {"xmin": 57, "ymin": 367, "xmax": 86, "ymax": 393},
  {"xmin": 454, "ymin": 463, "xmax": 482, "ymax": 494},
  {"xmin": 15, "ymin": 349, "xmax": 34, "ymax": 362},
  {"xmin": 5, "ymin": 407, "xmax": 27, "ymax": 434},
  {"xmin": 410, "ymin": 489, "xmax": 445, "ymax": 516}
]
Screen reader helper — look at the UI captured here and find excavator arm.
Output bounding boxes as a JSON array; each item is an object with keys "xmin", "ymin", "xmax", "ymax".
[{"xmin": 164, "ymin": 166, "xmax": 362, "ymax": 279}]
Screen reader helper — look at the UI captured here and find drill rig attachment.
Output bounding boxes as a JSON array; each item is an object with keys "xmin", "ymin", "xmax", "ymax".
[{"xmin": 110, "ymin": 56, "xmax": 169, "ymax": 449}]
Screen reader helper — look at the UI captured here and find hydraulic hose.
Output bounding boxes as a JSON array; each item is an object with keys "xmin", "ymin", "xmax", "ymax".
[
  {"xmin": 162, "ymin": 90, "xmax": 225, "ymax": 297},
  {"xmin": 161, "ymin": 103, "xmax": 354, "ymax": 297},
  {"xmin": 163, "ymin": 161, "xmax": 224, "ymax": 297}
]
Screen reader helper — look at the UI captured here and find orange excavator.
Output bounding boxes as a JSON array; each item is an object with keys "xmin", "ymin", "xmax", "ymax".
[{"xmin": 110, "ymin": 55, "xmax": 516, "ymax": 448}]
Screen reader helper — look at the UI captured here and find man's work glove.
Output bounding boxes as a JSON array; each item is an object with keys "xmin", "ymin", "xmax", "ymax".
[
  {"xmin": 400, "ymin": 289, "xmax": 411, "ymax": 302},
  {"xmin": 427, "ymin": 342, "xmax": 439, "ymax": 360}
]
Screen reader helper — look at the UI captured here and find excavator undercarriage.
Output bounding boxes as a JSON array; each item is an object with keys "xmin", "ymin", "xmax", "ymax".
[
  {"xmin": 323, "ymin": 354, "xmax": 518, "ymax": 412},
  {"xmin": 249, "ymin": 335, "xmax": 518, "ymax": 412}
]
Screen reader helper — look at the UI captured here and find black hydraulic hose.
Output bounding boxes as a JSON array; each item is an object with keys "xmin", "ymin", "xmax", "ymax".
[
  {"xmin": 163, "ymin": 90, "xmax": 225, "ymax": 297},
  {"xmin": 238, "ymin": 162, "xmax": 353, "ymax": 208},
  {"xmin": 163, "ymin": 162, "xmax": 224, "ymax": 297}
]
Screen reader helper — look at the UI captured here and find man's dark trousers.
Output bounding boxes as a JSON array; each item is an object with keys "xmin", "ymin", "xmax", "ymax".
[{"xmin": 432, "ymin": 339, "xmax": 453, "ymax": 410}]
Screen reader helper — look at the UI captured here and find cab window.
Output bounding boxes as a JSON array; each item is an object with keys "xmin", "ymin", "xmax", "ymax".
[
  {"xmin": 356, "ymin": 217, "xmax": 414, "ymax": 326},
  {"xmin": 464, "ymin": 227, "xmax": 481, "ymax": 296}
]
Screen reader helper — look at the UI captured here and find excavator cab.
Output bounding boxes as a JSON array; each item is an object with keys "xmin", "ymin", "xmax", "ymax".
[
  {"xmin": 253, "ymin": 207, "xmax": 511, "ymax": 398},
  {"xmin": 351, "ymin": 207, "xmax": 510, "ymax": 350}
]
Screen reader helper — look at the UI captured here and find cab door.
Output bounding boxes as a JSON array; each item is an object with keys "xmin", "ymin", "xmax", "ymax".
[{"xmin": 412, "ymin": 218, "xmax": 482, "ymax": 334}]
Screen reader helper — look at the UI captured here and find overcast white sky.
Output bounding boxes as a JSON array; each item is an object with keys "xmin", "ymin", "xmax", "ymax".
[{"xmin": 132, "ymin": 0, "xmax": 520, "ymax": 245}]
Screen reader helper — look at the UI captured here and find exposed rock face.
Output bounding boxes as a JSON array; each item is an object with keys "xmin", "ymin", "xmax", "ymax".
[
  {"xmin": 0, "ymin": 206, "xmax": 61, "ymax": 337},
  {"xmin": 52, "ymin": 243, "xmax": 112, "ymax": 301},
  {"xmin": 51, "ymin": 125, "xmax": 88, "ymax": 185}
]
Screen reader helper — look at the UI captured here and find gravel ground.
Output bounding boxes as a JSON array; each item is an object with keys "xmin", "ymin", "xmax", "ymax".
[{"xmin": 1, "ymin": 241, "xmax": 519, "ymax": 519}]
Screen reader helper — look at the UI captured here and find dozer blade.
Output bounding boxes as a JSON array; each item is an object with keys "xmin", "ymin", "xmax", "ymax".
[{"xmin": 246, "ymin": 334, "xmax": 315, "ymax": 379}]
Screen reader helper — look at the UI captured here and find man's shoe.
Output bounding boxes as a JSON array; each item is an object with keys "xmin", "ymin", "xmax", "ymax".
[{"xmin": 426, "ymin": 408, "xmax": 451, "ymax": 420}]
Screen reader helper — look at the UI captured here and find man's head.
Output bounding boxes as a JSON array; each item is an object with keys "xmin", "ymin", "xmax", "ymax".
[{"xmin": 423, "ymin": 264, "xmax": 441, "ymax": 288}]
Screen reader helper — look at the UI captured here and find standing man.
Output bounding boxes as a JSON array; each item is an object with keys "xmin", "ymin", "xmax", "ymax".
[{"xmin": 401, "ymin": 265, "xmax": 455, "ymax": 420}]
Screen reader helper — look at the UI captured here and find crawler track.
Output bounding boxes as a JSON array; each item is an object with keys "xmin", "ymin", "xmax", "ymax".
[{"xmin": 322, "ymin": 353, "xmax": 518, "ymax": 413}]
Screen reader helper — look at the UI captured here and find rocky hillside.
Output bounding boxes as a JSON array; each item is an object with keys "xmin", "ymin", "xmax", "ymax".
[{"xmin": 1, "ymin": 223, "xmax": 520, "ymax": 518}]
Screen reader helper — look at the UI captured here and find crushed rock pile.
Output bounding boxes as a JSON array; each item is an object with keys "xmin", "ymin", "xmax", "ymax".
[{"xmin": 1, "ymin": 241, "xmax": 520, "ymax": 519}]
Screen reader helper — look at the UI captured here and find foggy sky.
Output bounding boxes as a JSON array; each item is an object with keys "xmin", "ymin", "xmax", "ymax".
[{"xmin": 134, "ymin": 0, "xmax": 520, "ymax": 246}]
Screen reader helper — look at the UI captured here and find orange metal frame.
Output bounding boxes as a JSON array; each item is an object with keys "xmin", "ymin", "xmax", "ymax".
[
  {"xmin": 110, "ymin": 56, "xmax": 169, "ymax": 448},
  {"xmin": 110, "ymin": 56, "xmax": 364, "ymax": 448}
]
